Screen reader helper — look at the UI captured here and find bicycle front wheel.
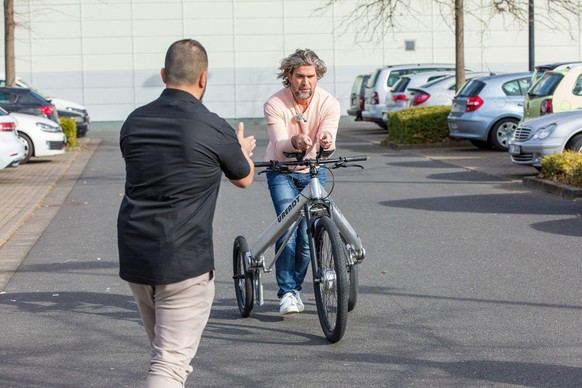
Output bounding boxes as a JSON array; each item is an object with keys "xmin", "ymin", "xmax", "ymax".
[
  {"xmin": 233, "ymin": 236, "xmax": 254, "ymax": 317},
  {"xmin": 312, "ymin": 216, "xmax": 349, "ymax": 343}
]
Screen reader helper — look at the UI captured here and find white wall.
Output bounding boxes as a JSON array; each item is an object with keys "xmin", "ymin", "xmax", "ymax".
[{"xmin": 2, "ymin": 0, "xmax": 581, "ymax": 121}]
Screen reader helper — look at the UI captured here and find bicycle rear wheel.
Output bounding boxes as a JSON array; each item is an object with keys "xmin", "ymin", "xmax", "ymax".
[
  {"xmin": 233, "ymin": 236, "xmax": 254, "ymax": 317},
  {"xmin": 348, "ymin": 264, "xmax": 358, "ymax": 312},
  {"xmin": 341, "ymin": 235, "xmax": 358, "ymax": 312},
  {"xmin": 312, "ymin": 216, "xmax": 349, "ymax": 343}
]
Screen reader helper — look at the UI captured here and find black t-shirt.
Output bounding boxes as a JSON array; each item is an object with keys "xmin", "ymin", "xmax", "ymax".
[{"xmin": 117, "ymin": 88, "xmax": 250, "ymax": 285}]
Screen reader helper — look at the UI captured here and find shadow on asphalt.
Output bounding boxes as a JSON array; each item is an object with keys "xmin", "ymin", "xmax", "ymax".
[
  {"xmin": 380, "ymin": 193, "xmax": 579, "ymax": 216},
  {"xmin": 326, "ymin": 352, "xmax": 582, "ymax": 388}
]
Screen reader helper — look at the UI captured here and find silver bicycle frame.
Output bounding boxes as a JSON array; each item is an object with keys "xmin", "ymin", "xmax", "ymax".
[{"xmin": 248, "ymin": 174, "xmax": 365, "ymax": 306}]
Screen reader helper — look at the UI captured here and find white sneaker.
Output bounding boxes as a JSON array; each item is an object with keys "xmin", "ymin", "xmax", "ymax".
[
  {"xmin": 279, "ymin": 292, "xmax": 299, "ymax": 315},
  {"xmin": 294, "ymin": 290, "xmax": 304, "ymax": 313}
]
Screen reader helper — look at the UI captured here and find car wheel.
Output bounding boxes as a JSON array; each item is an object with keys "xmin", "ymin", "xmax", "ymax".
[
  {"xmin": 18, "ymin": 132, "xmax": 34, "ymax": 164},
  {"xmin": 490, "ymin": 118, "xmax": 519, "ymax": 151},
  {"xmin": 469, "ymin": 139, "xmax": 493, "ymax": 149},
  {"xmin": 565, "ymin": 134, "xmax": 582, "ymax": 152}
]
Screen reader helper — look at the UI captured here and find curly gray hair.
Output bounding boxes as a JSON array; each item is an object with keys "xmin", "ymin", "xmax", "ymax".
[{"xmin": 277, "ymin": 49, "xmax": 327, "ymax": 88}]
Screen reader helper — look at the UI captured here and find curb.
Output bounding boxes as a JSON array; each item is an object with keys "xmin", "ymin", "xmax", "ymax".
[{"xmin": 522, "ymin": 176, "xmax": 582, "ymax": 200}]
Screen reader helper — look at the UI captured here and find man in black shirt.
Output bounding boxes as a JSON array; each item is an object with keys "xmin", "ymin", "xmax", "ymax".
[{"xmin": 117, "ymin": 39, "xmax": 255, "ymax": 387}]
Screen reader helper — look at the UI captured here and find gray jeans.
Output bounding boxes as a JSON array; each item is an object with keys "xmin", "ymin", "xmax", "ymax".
[{"xmin": 129, "ymin": 271, "xmax": 215, "ymax": 388}]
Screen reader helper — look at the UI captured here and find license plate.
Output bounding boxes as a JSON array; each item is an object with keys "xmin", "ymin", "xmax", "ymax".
[
  {"xmin": 451, "ymin": 102, "xmax": 462, "ymax": 112},
  {"xmin": 509, "ymin": 144, "xmax": 521, "ymax": 154}
]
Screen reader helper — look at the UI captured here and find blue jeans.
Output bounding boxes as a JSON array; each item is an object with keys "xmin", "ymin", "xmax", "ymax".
[{"xmin": 267, "ymin": 170, "xmax": 327, "ymax": 299}]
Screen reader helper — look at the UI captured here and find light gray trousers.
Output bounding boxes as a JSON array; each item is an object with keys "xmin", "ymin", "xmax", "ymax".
[{"xmin": 129, "ymin": 271, "xmax": 215, "ymax": 388}]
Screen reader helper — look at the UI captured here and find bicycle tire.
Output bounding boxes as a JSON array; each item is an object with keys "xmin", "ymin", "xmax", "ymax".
[
  {"xmin": 340, "ymin": 234, "xmax": 358, "ymax": 312},
  {"xmin": 348, "ymin": 264, "xmax": 358, "ymax": 312},
  {"xmin": 233, "ymin": 236, "xmax": 254, "ymax": 317},
  {"xmin": 312, "ymin": 216, "xmax": 349, "ymax": 342}
]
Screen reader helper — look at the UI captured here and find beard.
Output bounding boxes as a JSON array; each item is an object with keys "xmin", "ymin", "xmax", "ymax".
[{"xmin": 295, "ymin": 89, "xmax": 312, "ymax": 100}]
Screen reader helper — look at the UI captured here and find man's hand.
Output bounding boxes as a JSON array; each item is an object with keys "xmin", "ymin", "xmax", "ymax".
[
  {"xmin": 291, "ymin": 134, "xmax": 313, "ymax": 151},
  {"xmin": 237, "ymin": 122, "xmax": 256, "ymax": 157},
  {"xmin": 319, "ymin": 131, "xmax": 333, "ymax": 149}
]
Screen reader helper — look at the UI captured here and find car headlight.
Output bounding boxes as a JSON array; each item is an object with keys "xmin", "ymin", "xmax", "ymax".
[
  {"xmin": 532, "ymin": 123, "xmax": 557, "ymax": 140},
  {"xmin": 37, "ymin": 122, "xmax": 62, "ymax": 133}
]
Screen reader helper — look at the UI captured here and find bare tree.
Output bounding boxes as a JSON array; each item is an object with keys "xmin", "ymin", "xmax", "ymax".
[
  {"xmin": 4, "ymin": 0, "xmax": 15, "ymax": 86},
  {"xmin": 318, "ymin": 0, "xmax": 582, "ymax": 90}
]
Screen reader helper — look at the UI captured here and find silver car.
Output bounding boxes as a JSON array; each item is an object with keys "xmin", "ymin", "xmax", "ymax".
[
  {"xmin": 448, "ymin": 72, "xmax": 533, "ymax": 151},
  {"xmin": 382, "ymin": 70, "xmax": 455, "ymax": 121},
  {"xmin": 508, "ymin": 110, "xmax": 582, "ymax": 169},
  {"xmin": 363, "ymin": 64, "xmax": 458, "ymax": 128},
  {"xmin": 407, "ymin": 72, "xmax": 492, "ymax": 108}
]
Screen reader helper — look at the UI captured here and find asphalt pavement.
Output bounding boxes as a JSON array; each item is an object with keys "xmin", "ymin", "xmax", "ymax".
[
  {"xmin": 1, "ymin": 120, "xmax": 582, "ymax": 387},
  {"xmin": 0, "ymin": 119, "xmax": 547, "ymax": 291}
]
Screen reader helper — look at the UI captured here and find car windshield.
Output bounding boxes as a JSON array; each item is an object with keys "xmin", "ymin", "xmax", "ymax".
[
  {"xmin": 391, "ymin": 77, "xmax": 410, "ymax": 92},
  {"xmin": 456, "ymin": 79, "xmax": 485, "ymax": 97},
  {"xmin": 421, "ymin": 75, "xmax": 453, "ymax": 88},
  {"xmin": 14, "ymin": 78, "xmax": 51, "ymax": 99},
  {"xmin": 527, "ymin": 73, "xmax": 563, "ymax": 98},
  {"xmin": 351, "ymin": 77, "xmax": 363, "ymax": 94},
  {"xmin": 366, "ymin": 70, "xmax": 381, "ymax": 88}
]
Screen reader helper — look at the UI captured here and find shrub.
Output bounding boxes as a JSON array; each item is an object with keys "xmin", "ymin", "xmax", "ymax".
[
  {"xmin": 539, "ymin": 151, "xmax": 582, "ymax": 188},
  {"xmin": 387, "ymin": 106, "xmax": 452, "ymax": 144},
  {"xmin": 60, "ymin": 117, "xmax": 78, "ymax": 147}
]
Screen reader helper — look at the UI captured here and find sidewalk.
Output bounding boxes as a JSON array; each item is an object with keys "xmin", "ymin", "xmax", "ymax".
[{"xmin": 0, "ymin": 138, "xmax": 99, "ymax": 290}]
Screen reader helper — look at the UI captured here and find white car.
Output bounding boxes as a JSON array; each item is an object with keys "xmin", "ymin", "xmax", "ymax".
[
  {"xmin": 10, "ymin": 112, "xmax": 66, "ymax": 163},
  {"xmin": 0, "ymin": 109, "xmax": 25, "ymax": 169}
]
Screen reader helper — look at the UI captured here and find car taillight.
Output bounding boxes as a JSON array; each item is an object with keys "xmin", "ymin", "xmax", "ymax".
[
  {"xmin": 412, "ymin": 93, "xmax": 430, "ymax": 106},
  {"xmin": 371, "ymin": 91, "xmax": 379, "ymax": 105},
  {"xmin": 358, "ymin": 96, "xmax": 364, "ymax": 109},
  {"xmin": 392, "ymin": 94, "xmax": 407, "ymax": 102},
  {"xmin": 0, "ymin": 122, "xmax": 16, "ymax": 132},
  {"xmin": 39, "ymin": 105, "xmax": 55, "ymax": 117},
  {"xmin": 540, "ymin": 99, "xmax": 553, "ymax": 115},
  {"xmin": 465, "ymin": 96, "xmax": 483, "ymax": 112}
]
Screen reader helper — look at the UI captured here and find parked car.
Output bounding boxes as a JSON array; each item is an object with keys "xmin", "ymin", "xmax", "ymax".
[
  {"xmin": 522, "ymin": 63, "xmax": 582, "ymax": 122},
  {"xmin": 0, "ymin": 108, "xmax": 25, "ymax": 169},
  {"xmin": 381, "ymin": 70, "xmax": 455, "ymax": 121},
  {"xmin": 0, "ymin": 74, "xmax": 90, "ymax": 137},
  {"xmin": 347, "ymin": 74, "xmax": 370, "ymax": 121},
  {"xmin": 0, "ymin": 87, "xmax": 59, "ymax": 124},
  {"xmin": 508, "ymin": 110, "xmax": 582, "ymax": 169},
  {"xmin": 407, "ymin": 72, "xmax": 492, "ymax": 108},
  {"xmin": 363, "ymin": 64, "xmax": 460, "ymax": 128},
  {"xmin": 448, "ymin": 72, "xmax": 532, "ymax": 151},
  {"xmin": 10, "ymin": 112, "xmax": 66, "ymax": 163},
  {"xmin": 529, "ymin": 62, "xmax": 582, "ymax": 86}
]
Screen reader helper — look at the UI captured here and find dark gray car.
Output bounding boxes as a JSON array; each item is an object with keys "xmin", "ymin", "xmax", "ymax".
[{"xmin": 0, "ymin": 87, "xmax": 59, "ymax": 124}]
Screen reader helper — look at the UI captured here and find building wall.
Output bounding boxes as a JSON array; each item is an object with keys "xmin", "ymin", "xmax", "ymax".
[{"xmin": 2, "ymin": 0, "xmax": 581, "ymax": 121}]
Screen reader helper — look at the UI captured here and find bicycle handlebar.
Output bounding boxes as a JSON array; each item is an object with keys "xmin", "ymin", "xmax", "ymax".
[{"xmin": 254, "ymin": 155, "xmax": 368, "ymax": 168}]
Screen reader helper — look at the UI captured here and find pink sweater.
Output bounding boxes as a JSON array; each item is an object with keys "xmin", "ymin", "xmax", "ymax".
[{"xmin": 263, "ymin": 87, "xmax": 340, "ymax": 166}]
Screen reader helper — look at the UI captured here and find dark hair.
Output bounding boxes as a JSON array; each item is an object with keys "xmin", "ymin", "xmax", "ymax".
[
  {"xmin": 277, "ymin": 49, "xmax": 327, "ymax": 87},
  {"xmin": 164, "ymin": 39, "xmax": 208, "ymax": 86}
]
